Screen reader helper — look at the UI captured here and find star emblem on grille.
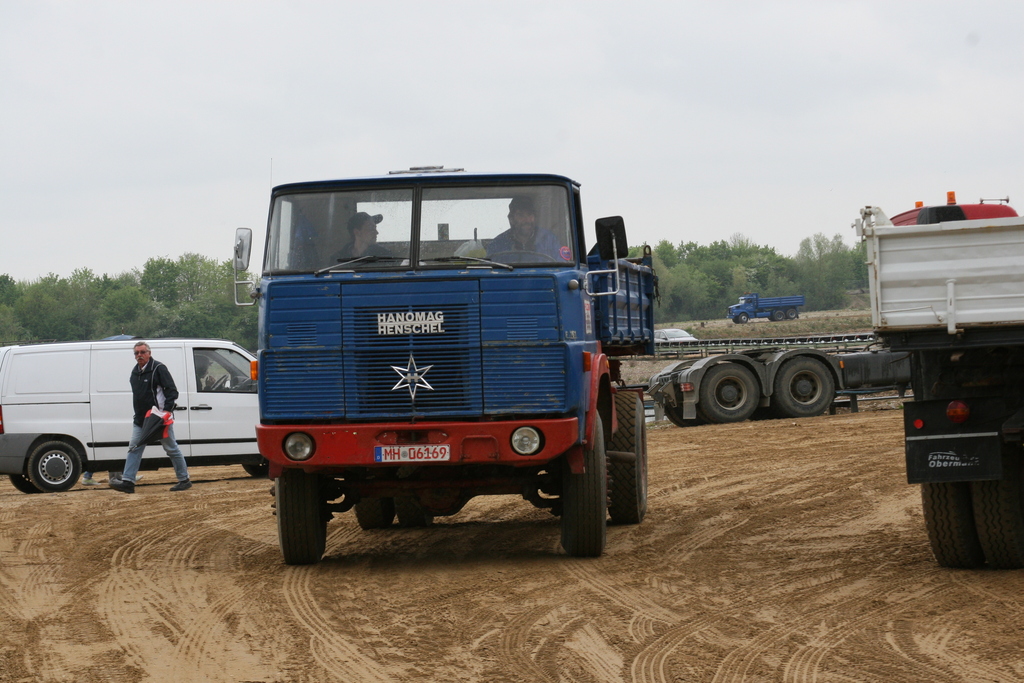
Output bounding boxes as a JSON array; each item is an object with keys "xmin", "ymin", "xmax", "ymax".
[{"xmin": 390, "ymin": 354, "xmax": 434, "ymax": 399}]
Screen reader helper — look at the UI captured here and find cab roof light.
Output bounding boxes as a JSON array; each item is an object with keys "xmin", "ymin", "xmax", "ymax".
[
  {"xmin": 915, "ymin": 201, "xmax": 923, "ymax": 208},
  {"xmin": 947, "ymin": 191, "xmax": 957, "ymax": 205}
]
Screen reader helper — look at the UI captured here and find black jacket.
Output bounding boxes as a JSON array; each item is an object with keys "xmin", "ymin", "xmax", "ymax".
[{"xmin": 130, "ymin": 359, "xmax": 179, "ymax": 426}]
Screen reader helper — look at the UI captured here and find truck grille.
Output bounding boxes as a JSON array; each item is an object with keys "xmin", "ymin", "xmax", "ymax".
[{"xmin": 260, "ymin": 278, "xmax": 569, "ymax": 422}]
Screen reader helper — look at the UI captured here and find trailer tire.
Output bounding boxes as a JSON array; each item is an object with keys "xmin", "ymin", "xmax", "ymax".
[
  {"xmin": 696, "ymin": 363, "xmax": 759, "ymax": 424},
  {"xmin": 608, "ymin": 392, "xmax": 648, "ymax": 525},
  {"xmin": 921, "ymin": 482, "xmax": 985, "ymax": 568},
  {"xmin": 662, "ymin": 402, "xmax": 695, "ymax": 428},
  {"xmin": 786, "ymin": 308, "xmax": 798, "ymax": 320},
  {"xmin": 561, "ymin": 413, "xmax": 608, "ymax": 557},
  {"xmin": 395, "ymin": 496, "xmax": 433, "ymax": 527},
  {"xmin": 734, "ymin": 313, "xmax": 749, "ymax": 324},
  {"xmin": 27, "ymin": 440, "xmax": 81, "ymax": 493},
  {"xmin": 971, "ymin": 445, "xmax": 1024, "ymax": 569},
  {"xmin": 275, "ymin": 469, "xmax": 327, "ymax": 565},
  {"xmin": 770, "ymin": 309, "xmax": 785, "ymax": 322},
  {"xmin": 772, "ymin": 357, "xmax": 835, "ymax": 419},
  {"xmin": 8, "ymin": 473, "xmax": 43, "ymax": 494},
  {"xmin": 355, "ymin": 497, "xmax": 396, "ymax": 529}
]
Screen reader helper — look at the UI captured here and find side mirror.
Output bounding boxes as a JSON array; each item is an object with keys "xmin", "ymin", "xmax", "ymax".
[
  {"xmin": 595, "ymin": 216, "xmax": 628, "ymax": 261},
  {"xmin": 233, "ymin": 228, "xmax": 252, "ymax": 271}
]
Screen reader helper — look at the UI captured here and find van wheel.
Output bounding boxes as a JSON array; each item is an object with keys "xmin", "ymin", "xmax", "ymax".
[
  {"xmin": 8, "ymin": 474, "xmax": 43, "ymax": 494},
  {"xmin": 27, "ymin": 441, "xmax": 82, "ymax": 492},
  {"xmin": 242, "ymin": 460, "xmax": 270, "ymax": 477}
]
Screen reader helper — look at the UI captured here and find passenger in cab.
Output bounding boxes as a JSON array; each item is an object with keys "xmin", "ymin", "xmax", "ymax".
[
  {"xmin": 486, "ymin": 196, "xmax": 566, "ymax": 262},
  {"xmin": 335, "ymin": 212, "xmax": 392, "ymax": 261}
]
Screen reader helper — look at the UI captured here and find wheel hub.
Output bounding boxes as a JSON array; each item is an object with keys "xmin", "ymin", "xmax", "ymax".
[{"xmin": 40, "ymin": 452, "xmax": 71, "ymax": 484}]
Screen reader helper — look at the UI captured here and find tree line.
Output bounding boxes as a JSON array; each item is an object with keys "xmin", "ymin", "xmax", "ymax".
[
  {"xmin": 0, "ymin": 232, "xmax": 865, "ymax": 348},
  {"xmin": 633, "ymin": 232, "xmax": 868, "ymax": 323},
  {"xmin": 0, "ymin": 254, "xmax": 257, "ymax": 350}
]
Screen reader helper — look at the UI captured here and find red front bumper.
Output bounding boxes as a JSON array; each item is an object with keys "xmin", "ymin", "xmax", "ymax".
[{"xmin": 256, "ymin": 418, "xmax": 579, "ymax": 471}]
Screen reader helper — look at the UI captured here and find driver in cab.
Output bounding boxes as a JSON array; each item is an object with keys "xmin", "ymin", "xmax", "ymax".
[{"xmin": 486, "ymin": 196, "xmax": 566, "ymax": 262}]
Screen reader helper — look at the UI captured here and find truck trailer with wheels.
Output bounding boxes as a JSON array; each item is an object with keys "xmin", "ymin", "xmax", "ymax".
[
  {"xmin": 233, "ymin": 168, "xmax": 655, "ymax": 564},
  {"xmin": 647, "ymin": 338, "xmax": 910, "ymax": 426},
  {"xmin": 856, "ymin": 192, "xmax": 1024, "ymax": 569}
]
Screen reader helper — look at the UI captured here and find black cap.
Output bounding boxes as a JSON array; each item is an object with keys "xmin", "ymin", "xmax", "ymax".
[
  {"xmin": 348, "ymin": 212, "xmax": 383, "ymax": 232},
  {"xmin": 508, "ymin": 196, "xmax": 535, "ymax": 213}
]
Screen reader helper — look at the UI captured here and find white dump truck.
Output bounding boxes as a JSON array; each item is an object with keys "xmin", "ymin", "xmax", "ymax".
[{"xmin": 857, "ymin": 192, "xmax": 1024, "ymax": 568}]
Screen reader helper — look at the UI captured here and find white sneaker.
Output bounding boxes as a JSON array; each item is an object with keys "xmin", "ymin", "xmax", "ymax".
[{"xmin": 81, "ymin": 476, "xmax": 101, "ymax": 486}]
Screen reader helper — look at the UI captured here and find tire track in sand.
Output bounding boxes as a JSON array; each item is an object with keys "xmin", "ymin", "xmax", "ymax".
[{"xmin": 280, "ymin": 564, "xmax": 394, "ymax": 682}]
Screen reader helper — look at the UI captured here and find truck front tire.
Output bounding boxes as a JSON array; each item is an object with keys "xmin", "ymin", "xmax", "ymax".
[
  {"xmin": 734, "ymin": 313, "xmax": 749, "ymax": 324},
  {"xmin": 608, "ymin": 392, "xmax": 648, "ymax": 525},
  {"xmin": 772, "ymin": 358, "xmax": 835, "ymax": 419},
  {"xmin": 275, "ymin": 469, "xmax": 327, "ymax": 565},
  {"xmin": 27, "ymin": 440, "xmax": 81, "ymax": 493},
  {"xmin": 697, "ymin": 363, "xmax": 759, "ymax": 423},
  {"xmin": 395, "ymin": 497, "xmax": 433, "ymax": 527},
  {"xmin": 921, "ymin": 481, "xmax": 985, "ymax": 568},
  {"xmin": 561, "ymin": 413, "xmax": 608, "ymax": 557}
]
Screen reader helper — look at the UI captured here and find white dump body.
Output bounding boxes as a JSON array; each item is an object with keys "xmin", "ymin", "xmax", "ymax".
[{"xmin": 857, "ymin": 208, "xmax": 1024, "ymax": 334}]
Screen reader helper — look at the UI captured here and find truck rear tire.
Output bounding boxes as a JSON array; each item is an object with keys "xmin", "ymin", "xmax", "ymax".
[
  {"xmin": 786, "ymin": 308, "xmax": 798, "ymax": 320},
  {"xmin": 608, "ymin": 392, "xmax": 648, "ymax": 525},
  {"xmin": 8, "ymin": 473, "xmax": 43, "ymax": 494},
  {"xmin": 355, "ymin": 497, "xmax": 396, "ymax": 529},
  {"xmin": 27, "ymin": 440, "xmax": 81, "ymax": 493},
  {"xmin": 770, "ymin": 310, "xmax": 785, "ymax": 322},
  {"xmin": 970, "ymin": 445, "xmax": 1024, "ymax": 569},
  {"xmin": 395, "ymin": 496, "xmax": 433, "ymax": 527},
  {"xmin": 696, "ymin": 363, "xmax": 759, "ymax": 424},
  {"xmin": 921, "ymin": 482, "xmax": 985, "ymax": 568},
  {"xmin": 561, "ymin": 413, "xmax": 608, "ymax": 557},
  {"xmin": 772, "ymin": 357, "xmax": 835, "ymax": 419},
  {"xmin": 275, "ymin": 469, "xmax": 327, "ymax": 565}
]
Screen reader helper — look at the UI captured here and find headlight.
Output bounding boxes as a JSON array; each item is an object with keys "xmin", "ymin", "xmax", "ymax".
[
  {"xmin": 510, "ymin": 427, "xmax": 542, "ymax": 455},
  {"xmin": 283, "ymin": 432, "xmax": 315, "ymax": 461}
]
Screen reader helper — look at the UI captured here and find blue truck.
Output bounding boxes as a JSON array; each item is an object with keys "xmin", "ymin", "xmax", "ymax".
[
  {"xmin": 727, "ymin": 293, "xmax": 805, "ymax": 324},
  {"xmin": 232, "ymin": 167, "xmax": 656, "ymax": 564}
]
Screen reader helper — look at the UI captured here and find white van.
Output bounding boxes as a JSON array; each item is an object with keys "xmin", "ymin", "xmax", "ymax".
[{"xmin": 0, "ymin": 338, "xmax": 263, "ymax": 493}]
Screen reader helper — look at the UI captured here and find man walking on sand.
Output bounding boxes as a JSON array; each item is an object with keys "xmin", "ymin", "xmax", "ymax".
[{"xmin": 109, "ymin": 342, "xmax": 192, "ymax": 494}]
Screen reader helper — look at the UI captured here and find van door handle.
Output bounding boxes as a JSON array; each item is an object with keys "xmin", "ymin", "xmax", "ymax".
[{"xmin": 191, "ymin": 405, "xmax": 213, "ymax": 411}]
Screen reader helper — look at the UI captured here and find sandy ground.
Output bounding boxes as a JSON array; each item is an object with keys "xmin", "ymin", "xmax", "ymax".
[{"xmin": 3, "ymin": 408, "xmax": 1024, "ymax": 683}]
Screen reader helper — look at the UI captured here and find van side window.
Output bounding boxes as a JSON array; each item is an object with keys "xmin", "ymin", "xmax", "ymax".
[{"xmin": 194, "ymin": 349, "xmax": 257, "ymax": 393}]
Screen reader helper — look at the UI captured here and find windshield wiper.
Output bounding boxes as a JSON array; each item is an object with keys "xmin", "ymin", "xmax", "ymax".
[
  {"xmin": 315, "ymin": 255, "xmax": 403, "ymax": 275},
  {"xmin": 426, "ymin": 256, "xmax": 514, "ymax": 271}
]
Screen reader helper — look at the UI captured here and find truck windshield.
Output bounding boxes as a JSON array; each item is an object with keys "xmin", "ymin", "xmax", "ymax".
[{"xmin": 264, "ymin": 184, "xmax": 575, "ymax": 273}]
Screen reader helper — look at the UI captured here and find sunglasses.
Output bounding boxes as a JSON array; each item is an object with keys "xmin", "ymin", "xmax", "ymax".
[{"xmin": 134, "ymin": 350, "xmax": 150, "ymax": 356}]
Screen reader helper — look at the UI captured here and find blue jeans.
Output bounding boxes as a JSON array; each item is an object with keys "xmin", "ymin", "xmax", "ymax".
[{"xmin": 122, "ymin": 423, "xmax": 189, "ymax": 484}]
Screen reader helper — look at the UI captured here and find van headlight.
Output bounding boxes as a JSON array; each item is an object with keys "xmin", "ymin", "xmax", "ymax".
[
  {"xmin": 283, "ymin": 432, "xmax": 315, "ymax": 461},
  {"xmin": 511, "ymin": 427, "xmax": 542, "ymax": 455}
]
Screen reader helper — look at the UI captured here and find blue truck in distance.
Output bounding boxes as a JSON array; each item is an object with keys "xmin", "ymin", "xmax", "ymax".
[
  {"xmin": 728, "ymin": 293, "xmax": 805, "ymax": 324},
  {"xmin": 233, "ymin": 168, "xmax": 655, "ymax": 565}
]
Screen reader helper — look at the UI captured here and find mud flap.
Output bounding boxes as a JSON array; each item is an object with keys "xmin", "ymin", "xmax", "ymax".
[{"xmin": 904, "ymin": 400, "xmax": 1004, "ymax": 484}]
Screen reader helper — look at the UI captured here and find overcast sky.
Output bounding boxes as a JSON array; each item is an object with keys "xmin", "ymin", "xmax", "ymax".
[{"xmin": 3, "ymin": 1, "xmax": 1023, "ymax": 281}]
